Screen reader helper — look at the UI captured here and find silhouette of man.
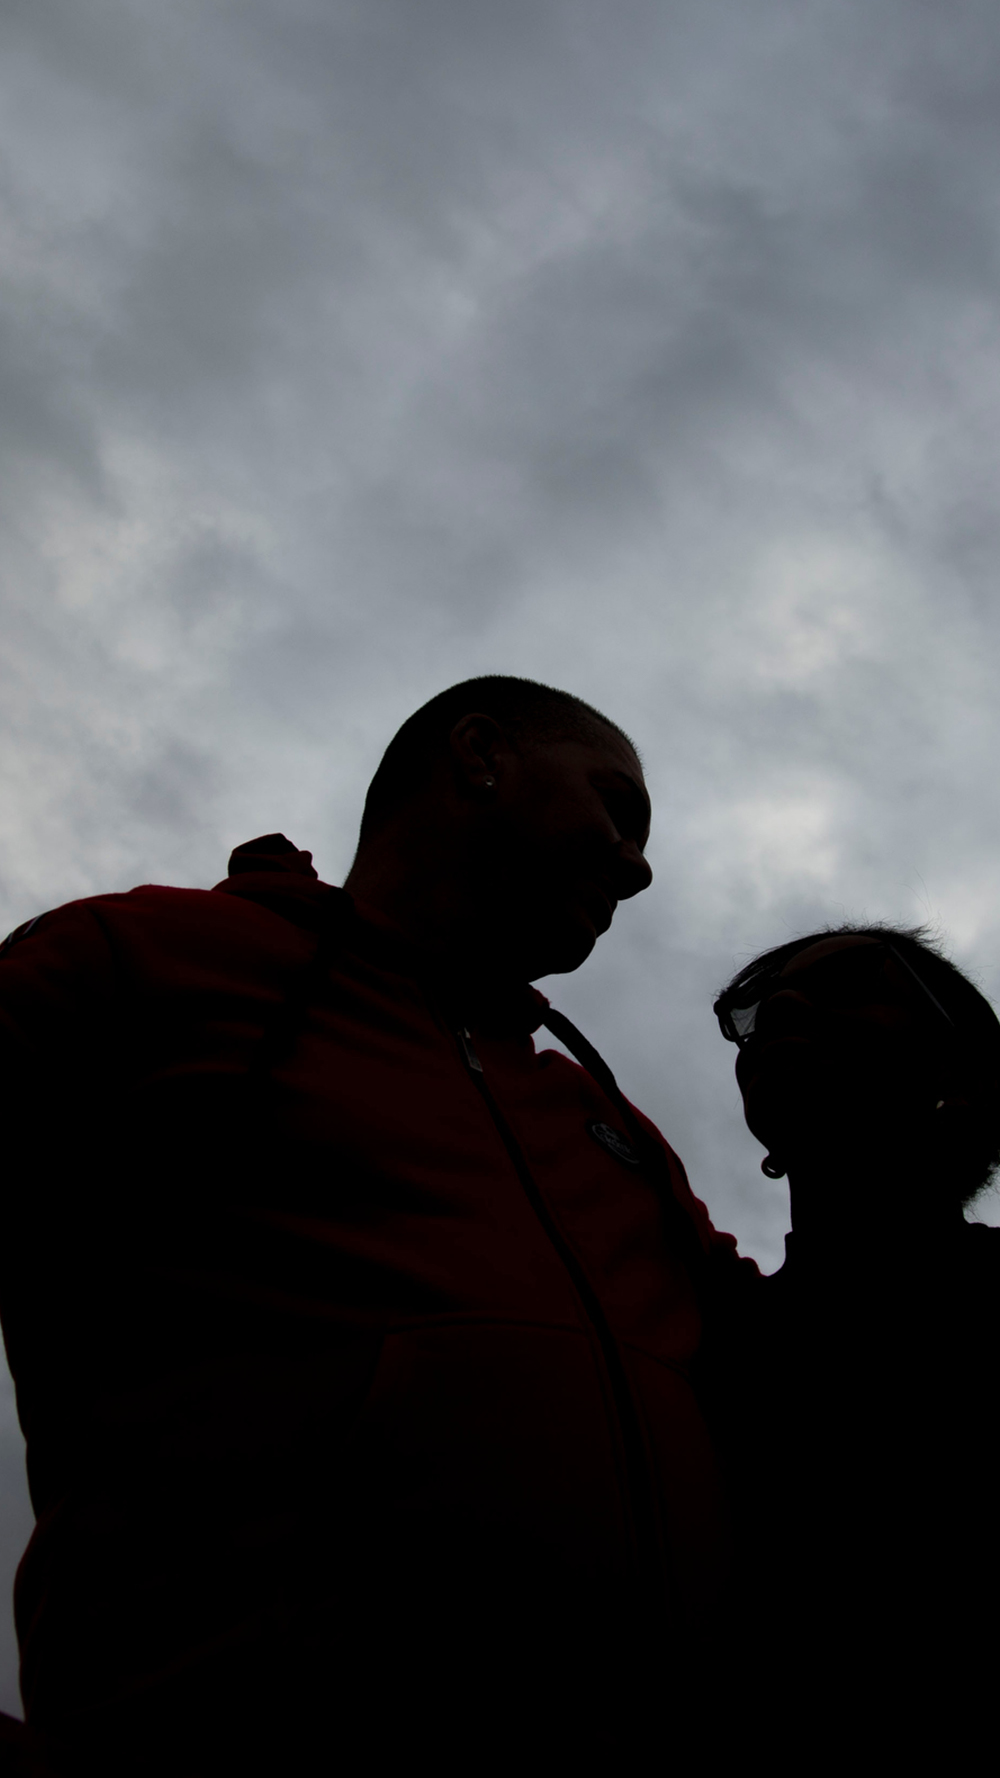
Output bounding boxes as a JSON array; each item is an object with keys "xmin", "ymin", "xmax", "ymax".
[{"xmin": 0, "ymin": 678, "xmax": 748, "ymax": 1774}]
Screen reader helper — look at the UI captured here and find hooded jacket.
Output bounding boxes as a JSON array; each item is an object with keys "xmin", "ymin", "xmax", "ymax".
[{"xmin": 0, "ymin": 836, "xmax": 752, "ymax": 1769}]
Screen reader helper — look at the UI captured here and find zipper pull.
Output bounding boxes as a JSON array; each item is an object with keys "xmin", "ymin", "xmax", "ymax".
[{"xmin": 457, "ymin": 1027, "xmax": 483, "ymax": 1074}]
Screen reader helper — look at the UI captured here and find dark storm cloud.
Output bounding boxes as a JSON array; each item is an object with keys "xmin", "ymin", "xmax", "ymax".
[{"xmin": 3, "ymin": 0, "xmax": 1000, "ymax": 1708}]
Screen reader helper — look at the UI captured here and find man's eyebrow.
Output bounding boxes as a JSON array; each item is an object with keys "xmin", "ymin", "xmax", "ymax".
[{"xmin": 600, "ymin": 770, "xmax": 652, "ymax": 836}]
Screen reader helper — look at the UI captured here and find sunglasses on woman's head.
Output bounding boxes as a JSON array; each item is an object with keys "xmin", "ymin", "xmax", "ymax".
[{"xmin": 714, "ymin": 942, "xmax": 955, "ymax": 1048}]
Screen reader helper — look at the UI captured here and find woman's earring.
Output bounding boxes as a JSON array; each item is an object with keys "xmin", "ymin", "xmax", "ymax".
[
  {"xmin": 761, "ymin": 1154, "xmax": 787, "ymax": 1179},
  {"xmin": 483, "ymin": 777, "xmax": 496, "ymax": 790}
]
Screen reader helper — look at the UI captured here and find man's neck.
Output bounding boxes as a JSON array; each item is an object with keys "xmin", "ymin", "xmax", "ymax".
[
  {"xmin": 344, "ymin": 852, "xmax": 526, "ymax": 994},
  {"xmin": 344, "ymin": 831, "xmax": 469, "ymax": 954}
]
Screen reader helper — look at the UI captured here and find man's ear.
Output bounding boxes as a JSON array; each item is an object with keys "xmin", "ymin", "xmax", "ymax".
[{"xmin": 448, "ymin": 713, "xmax": 514, "ymax": 796}]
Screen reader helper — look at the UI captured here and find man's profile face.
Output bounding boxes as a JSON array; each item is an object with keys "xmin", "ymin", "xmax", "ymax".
[{"xmin": 484, "ymin": 727, "xmax": 653, "ymax": 980}]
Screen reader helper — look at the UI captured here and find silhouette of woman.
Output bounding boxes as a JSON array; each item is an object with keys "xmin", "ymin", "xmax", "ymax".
[{"xmin": 711, "ymin": 924, "xmax": 1000, "ymax": 1761}]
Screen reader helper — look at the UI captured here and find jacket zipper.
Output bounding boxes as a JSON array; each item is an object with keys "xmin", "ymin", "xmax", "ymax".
[{"xmin": 455, "ymin": 1026, "xmax": 666, "ymax": 1619}]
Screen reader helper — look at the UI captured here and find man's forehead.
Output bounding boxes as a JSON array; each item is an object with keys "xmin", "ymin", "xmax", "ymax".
[
  {"xmin": 576, "ymin": 729, "xmax": 652, "ymax": 830},
  {"xmin": 525, "ymin": 724, "xmax": 649, "ymax": 807},
  {"xmin": 578, "ymin": 726, "xmax": 644, "ymax": 776}
]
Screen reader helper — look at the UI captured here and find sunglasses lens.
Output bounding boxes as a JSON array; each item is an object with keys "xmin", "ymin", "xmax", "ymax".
[
  {"xmin": 720, "ymin": 947, "xmax": 892, "ymax": 1044},
  {"xmin": 727, "ymin": 1003, "xmax": 759, "ymax": 1042},
  {"xmin": 720, "ymin": 942, "xmax": 953, "ymax": 1048}
]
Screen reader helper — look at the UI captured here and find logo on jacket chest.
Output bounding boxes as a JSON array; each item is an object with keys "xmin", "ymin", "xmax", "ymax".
[{"xmin": 587, "ymin": 1121, "xmax": 641, "ymax": 1168}]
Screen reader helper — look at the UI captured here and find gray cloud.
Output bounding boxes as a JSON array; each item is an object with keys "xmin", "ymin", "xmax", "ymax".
[{"xmin": 3, "ymin": 0, "xmax": 1000, "ymax": 1712}]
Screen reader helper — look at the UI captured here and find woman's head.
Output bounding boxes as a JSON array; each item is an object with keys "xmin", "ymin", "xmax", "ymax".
[{"xmin": 714, "ymin": 924, "xmax": 1000, "ymax": 1208}]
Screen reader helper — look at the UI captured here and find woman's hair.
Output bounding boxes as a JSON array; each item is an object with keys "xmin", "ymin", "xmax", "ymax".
[{"xmin": 716, "ymin": 922, "xmax": 1000, "ymax": 1207}]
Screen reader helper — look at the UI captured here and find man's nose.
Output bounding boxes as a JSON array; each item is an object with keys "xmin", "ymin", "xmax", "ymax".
[{"xmin": 614, "ymin": 841, "xmax": 653, "ymax": 900}]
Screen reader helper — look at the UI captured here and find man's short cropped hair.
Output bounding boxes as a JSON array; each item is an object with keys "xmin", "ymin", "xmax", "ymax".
[{"xmin": 358, "ymin": 675, "xmax": 636, "ymax": 842}]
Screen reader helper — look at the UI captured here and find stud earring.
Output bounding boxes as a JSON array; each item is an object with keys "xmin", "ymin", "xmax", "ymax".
[
  {"xmin": 761, "ymin": 1154, "xmax": 787, "ymax": 1179},
  {"xmin": 483, "ymin": 777, "xmax": 496, "ymax": 790}
]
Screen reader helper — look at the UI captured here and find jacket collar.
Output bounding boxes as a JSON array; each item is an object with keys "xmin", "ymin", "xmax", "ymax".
[{"xmin": 214, "ymin": 834, "xmax": 548, "ymax": 1036}]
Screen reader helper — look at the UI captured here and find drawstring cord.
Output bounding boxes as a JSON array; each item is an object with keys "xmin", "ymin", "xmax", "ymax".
[
  {"xmin": 540, "ymin": 1004, "xmax": 710, "ymax": 1290},
  {"xmin": 244, "ymin": 900, "xmax": 709, "ymax": 1290}
]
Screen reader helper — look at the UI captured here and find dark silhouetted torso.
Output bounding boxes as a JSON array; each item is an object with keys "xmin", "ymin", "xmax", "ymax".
[{"xmin": 0, "ymin": 842, "xmax": 748, "ymax": 1772}]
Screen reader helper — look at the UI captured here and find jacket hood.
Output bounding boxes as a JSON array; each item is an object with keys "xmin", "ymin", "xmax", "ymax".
[
  {"xmin": 213, "ymin": 833, "xmax": 342, "ymax": 934},
  {"xmin": 226, "ymin": 833, "xmax": 320, "ymax": 880}
]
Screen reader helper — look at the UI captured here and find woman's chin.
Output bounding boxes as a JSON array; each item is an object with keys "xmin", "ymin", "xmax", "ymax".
[{"xmin": 744, "ymin": 1075, "xmax": 840, "ymax": 1158}]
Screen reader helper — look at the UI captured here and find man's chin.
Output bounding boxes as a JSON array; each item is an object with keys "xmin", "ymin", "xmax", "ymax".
[{"xmin": 526, "ymin": 921, "xmax": 598, "ymax": 981}]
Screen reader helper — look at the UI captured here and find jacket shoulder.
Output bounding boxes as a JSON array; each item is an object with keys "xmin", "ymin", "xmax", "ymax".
[
  {"xmin": 626, "ymin": 1100, "xmax": 760, "ymax": 1277},
  {"xmin": 0, "ymin": 883, "xmax": 305, "ymax": 1056},
  {"xmin": 0, "ymin": 885, "xmax": 225, "ymax": 972}
]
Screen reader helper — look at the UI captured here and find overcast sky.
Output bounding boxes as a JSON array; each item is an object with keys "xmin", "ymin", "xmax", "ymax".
[{"xmin": 3, "ymin": 0, "xmax": 1000, "ymax": 1715}]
